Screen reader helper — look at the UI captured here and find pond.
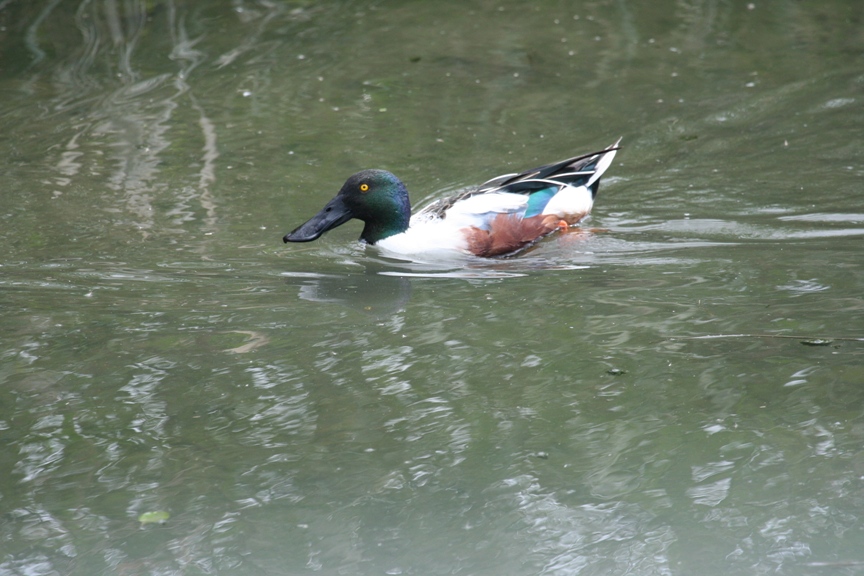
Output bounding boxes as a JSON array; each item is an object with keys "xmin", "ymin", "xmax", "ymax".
[{"xmin": 1, "ymin": 1, "xmax": 863, "ymax": 574}]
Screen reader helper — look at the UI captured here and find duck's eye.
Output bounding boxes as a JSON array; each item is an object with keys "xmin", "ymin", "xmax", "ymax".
[{"xmin": 359, "ymin": 183, "xmax": 370, "ymax": 192}]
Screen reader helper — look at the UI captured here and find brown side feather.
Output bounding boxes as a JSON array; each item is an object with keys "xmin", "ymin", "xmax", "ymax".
[{"xmin": 463, "ymin": 214, "xmax": 563, "ymax": 257}]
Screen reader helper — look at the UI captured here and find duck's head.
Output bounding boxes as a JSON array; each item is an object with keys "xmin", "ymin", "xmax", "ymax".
[{"xmin": 283, "ymin": 169, "xmax": 411, "ymax": 245}]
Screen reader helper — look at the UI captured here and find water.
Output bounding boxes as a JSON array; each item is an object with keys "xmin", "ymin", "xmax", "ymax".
[{"xmin": 1, "ymin": 1, "xmax": 863, "ymax": 574}]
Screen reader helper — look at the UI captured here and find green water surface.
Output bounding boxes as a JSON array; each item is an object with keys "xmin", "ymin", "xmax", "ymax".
[{"xmin": 1, "ymin": 1, "xmax": 863, "ymax": 575}]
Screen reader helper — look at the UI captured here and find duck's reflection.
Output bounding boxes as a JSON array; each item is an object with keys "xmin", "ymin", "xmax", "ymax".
[
  {"xmin": 281, "ymin": 248, "xmax": 539, "ymax": 315},
  {"xmin": 283, "ymin": 268, "xmax": 412, "ymax": 316}
]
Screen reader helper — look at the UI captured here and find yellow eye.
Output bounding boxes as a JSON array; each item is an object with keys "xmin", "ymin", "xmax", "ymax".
[{"xmin": 359, "ymin": 183, "xmax": 369, "ymax": 192}]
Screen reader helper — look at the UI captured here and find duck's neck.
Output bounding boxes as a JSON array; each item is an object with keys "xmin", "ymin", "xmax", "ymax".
[{"xmin": 360, "ymin": 202, "xmax": 411, "ymax": 244}]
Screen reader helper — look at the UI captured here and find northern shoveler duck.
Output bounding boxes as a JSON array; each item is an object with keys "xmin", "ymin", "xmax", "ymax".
[{"xmin": 283, "ymin": 139, "xmax": 620, "ymax": 257}]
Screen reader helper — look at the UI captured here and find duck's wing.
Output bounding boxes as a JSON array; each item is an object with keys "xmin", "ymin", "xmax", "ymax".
[
  {"xmin": 419, "ymin": 139, "xmax": 621, "ymax": 219},
  {"xmin": 479, "ymin": 138, "xmax": 621, "ymax": 195}
]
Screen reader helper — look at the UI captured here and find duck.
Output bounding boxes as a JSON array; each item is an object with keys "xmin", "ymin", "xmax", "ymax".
[{"xmin": 283, "ymin": 139, "xmax": 620, "ymax": 258}]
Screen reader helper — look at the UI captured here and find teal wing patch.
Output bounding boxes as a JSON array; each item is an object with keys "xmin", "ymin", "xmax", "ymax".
[{"xmin": 523, "ymin": 187, "xmax": 557, "ymax": 218}]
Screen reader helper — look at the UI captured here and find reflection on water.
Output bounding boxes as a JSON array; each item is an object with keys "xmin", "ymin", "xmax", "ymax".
[
  {"xmin": 2, "ymin": 0, "xmax": 864, "ymax": 574},
  {"xmin": 283, "ymin": 269, "xmax": 412, "ymax": 315}
]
